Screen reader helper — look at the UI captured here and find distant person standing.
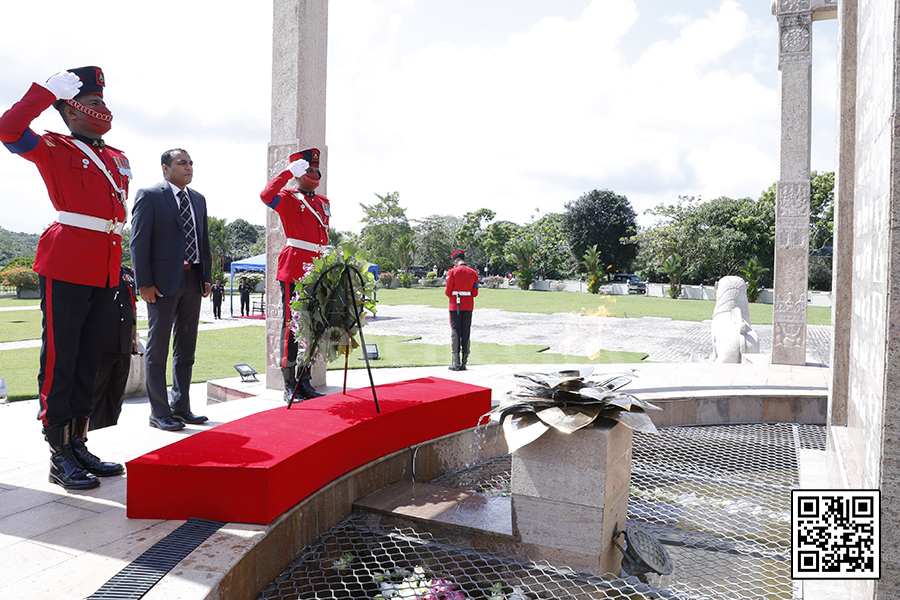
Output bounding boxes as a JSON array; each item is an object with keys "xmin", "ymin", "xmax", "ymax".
[
  {"xmin": 91, "ymin": 264, "xmax": 138, "ymax": 430},
  {"xmin": 238, "ymin": 277, "xmax": 252, "ymax": 316},
  {"xmin": 130, "ymin": 148, "xmax": 211, "ymax": 432},
  {"xmin": 259, "ymin": 147, "xmax": 329, "ymax": 400},
  {"xmin": 445, "ymin": 250, "xmax": 479, "ymax": 371},
  {"xmin": 211, "ymin": 278, "xmax": 224, "ymax": 319},
  {"xmin": 0, "ymin": 66, "xmax": 128, "ymax": 489}
]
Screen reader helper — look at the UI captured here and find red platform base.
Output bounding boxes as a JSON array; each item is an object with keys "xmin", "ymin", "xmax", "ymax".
[{"xmin": 126, "ymin": 378, "xmax": 491, "ymax": 524}]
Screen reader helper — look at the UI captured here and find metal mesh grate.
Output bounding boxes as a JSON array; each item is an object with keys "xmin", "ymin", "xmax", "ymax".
[
  {"xmin": 259, "ymin": 514, "xmax": 662, "ymax": 599},
  {"xmin": 259, "ymin": 423, "xmax": 825, "ymax": 599}
]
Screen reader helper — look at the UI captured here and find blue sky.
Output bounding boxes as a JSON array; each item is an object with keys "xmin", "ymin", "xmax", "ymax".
[{"xmin": 0, "ymin": 0, "xmax": 837, "ymax": 237}]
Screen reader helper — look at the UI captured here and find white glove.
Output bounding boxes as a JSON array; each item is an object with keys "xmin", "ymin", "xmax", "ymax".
[
  {"xmin": 289, "ymin": 158, "xmax": 310, "ymax": 177},
  {"xmin": 39, "ymin": 71, "xmax": 83, "ymax": 100}
]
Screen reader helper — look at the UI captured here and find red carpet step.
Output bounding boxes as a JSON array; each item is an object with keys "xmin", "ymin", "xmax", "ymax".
[{"xmin": 126, "ymin": 378, "xmax": 491, "ymax": 523}]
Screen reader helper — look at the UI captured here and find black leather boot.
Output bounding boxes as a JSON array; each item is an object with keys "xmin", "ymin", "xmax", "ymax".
[
  {"xmin": 459, "ymin": 354, "xmax": 468, "ymax": 371},
  {"xmin": 282, "ymin": 367, "xmax": 299, "ymax": 403},
  {"xmin": 70, "ymin": 418, "xmax": 124, "ymax": 477},
  {"xmin": 298, "ymin": 369, "xmax": 324, "ymax": 399},
  {"xmin": 44, "ymin": 423, "xmax": 100, "ymax": 490}
]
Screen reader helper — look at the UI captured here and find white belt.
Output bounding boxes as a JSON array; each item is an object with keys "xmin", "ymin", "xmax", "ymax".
[
  {"xmin": 57, "ymin": 211, "xmax": 124, "ymax": 235},
  {"xmin": 286, "ymin": 238, "xmax": 322, "ymax": 252},
  {"xmin": 451, "ymin": 291, "xmax": 472, "ymax": 296}
]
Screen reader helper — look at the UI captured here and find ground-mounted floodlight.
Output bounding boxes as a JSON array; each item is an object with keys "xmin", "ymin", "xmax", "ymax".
[
  {"xmin": 613, "ymin": 523, "xmax": 674, "ymax": 583},
  {"xmin": 233, "ymin": 364, "xmax": 258, "ymax": 382},
  {"xmin": 363, "ymin": 344, "xmax": 379, "ymax": 360}
]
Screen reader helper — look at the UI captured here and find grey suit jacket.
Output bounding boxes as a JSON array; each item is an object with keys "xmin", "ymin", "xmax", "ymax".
[{"xmin": 130, "ymin": 181, "xmax": 212, "ymax": 296}]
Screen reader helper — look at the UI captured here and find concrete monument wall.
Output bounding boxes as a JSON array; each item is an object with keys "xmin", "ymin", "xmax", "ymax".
[
  {"xmin": 265, "ymin": 0, "xmax": 329, "ymax": 388},
  {"xmin": 828, "ymin": 0, "xmax": 899, "ymax": 596}
]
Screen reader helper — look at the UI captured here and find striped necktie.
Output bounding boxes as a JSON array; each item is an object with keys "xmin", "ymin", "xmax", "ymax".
[{"xmin": 178, "ymin": 190, "xmax": 198, "ymax": 264}]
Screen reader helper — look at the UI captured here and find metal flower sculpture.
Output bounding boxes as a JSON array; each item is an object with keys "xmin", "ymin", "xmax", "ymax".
[{"xmin": 488, "ymin": 368, "xmax": 661, "ymax": 451}]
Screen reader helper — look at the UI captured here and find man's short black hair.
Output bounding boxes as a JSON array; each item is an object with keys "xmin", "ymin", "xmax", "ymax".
[{"xmin": 161, "ymin": 148, "xmax": 189, "ymax": 167}]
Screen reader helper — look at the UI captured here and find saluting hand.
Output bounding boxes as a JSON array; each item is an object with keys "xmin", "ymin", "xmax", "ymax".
[
  {"xmin": 288, "ymin": 158, "xmax": 310, "ymax": 177},
  {"xmin": 40, "ymin": 71, "xmax": 82, "ymax": 100}
]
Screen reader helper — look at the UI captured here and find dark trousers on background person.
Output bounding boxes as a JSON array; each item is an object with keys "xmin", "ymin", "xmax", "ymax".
[
  {"xmin": 449, "ymin": 310, "xmax": 473, "ymax": 366},
  {"xmin": 212, "ymin": 299, "xmax": 222, "ymax": 319},
  {"xmin": 144, "ymin": 267, "xmax": 203, "ymax": 418},
  {"xmin": 280, "ymin": 280, "xmax": 298, "ymax": 368},
  {"xmin": 90, "ymin": 352, "xmax": 130, "ymax": 430},
  {"xmin": 38, "ymin": 276, "xmax": 115, "ymax": 426}
]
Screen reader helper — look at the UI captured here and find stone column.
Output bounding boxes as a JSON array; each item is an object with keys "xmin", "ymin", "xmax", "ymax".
[
  {"xmin": 770, "ymin": 1, "xmax": 838, "ymax": 366},
  {"xmin": 266, "ymin": 0, "xmax": 329, "ymax": 389},
  {"xmin": 772, "ymin": 2, "xmax": 814, "ymax": 366},
  {"xmin": 510, "ymin": 421, "xmax": 632, "ymax": 575}
]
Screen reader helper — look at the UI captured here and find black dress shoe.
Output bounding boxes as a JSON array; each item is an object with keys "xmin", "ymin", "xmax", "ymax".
[
  {"xmin": 149, "ymin": 415, "xmax": 185, "ymax": 431},
  {"xmin": 448, "ymin": 365, "xmax": 461, "ymax": 371},
  {"xmin": 171, "ymin": 411, "xmax": 209, "ymax": 425}
]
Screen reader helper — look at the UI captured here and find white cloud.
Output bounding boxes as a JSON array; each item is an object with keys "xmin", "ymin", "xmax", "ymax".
[{"xmin": 0, "ymin": 0, "xmax": 836, "ymax": 241}]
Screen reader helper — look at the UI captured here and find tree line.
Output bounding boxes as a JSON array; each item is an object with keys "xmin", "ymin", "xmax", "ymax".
[
  {"xmin": 335, "ymin": 171, "xmax": 834, "ymax": 292},
  {"xmin": 0, "ymin": 171, "xmax": 835, "ymax": 291}
]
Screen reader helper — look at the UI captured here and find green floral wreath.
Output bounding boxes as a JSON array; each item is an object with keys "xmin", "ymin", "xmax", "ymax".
[{"xmin": 290, "ymin": 245, "xmax": 378, "ymax": 364}]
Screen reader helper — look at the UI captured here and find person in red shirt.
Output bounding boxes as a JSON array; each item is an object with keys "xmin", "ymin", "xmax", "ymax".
[
  {"xmin": 260, "ymin": 148, "xmax": 330, "ymax": 400},
  {"xmin": 0, "ymin": 67, "xmax": 129, "ymax": 489},
  {"xmin": 445, "ymin": 250, "xmax": 480, "ymax": 371}
]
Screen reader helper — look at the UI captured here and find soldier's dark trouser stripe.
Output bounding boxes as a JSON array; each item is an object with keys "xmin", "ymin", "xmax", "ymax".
[
  {"xmin": 280, "ymin": 280, "xmax": 298, "ymax": 368},
  {"xmin": 38, "ymin": 276, "xmax": 114, "ymax": 426}
]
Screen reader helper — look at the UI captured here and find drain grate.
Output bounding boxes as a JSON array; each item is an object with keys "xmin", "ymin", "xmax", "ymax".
[{"xmin": 88, "ymin": 517, "xmax": 226, "ymax": 600}]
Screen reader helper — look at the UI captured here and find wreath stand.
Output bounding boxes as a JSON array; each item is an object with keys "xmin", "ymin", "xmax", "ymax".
[{"xmin": 287, "ymin": 263, "xmax": 380, "ymax": 413}]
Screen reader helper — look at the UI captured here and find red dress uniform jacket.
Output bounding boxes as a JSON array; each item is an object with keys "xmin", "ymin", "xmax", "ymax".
[
  {"xmin": 0, "ymin": 83, "xmax": 129, "ymax": 287},
  {"xmin": 260, "ymin": 169, "xmax": 330, "ymax": 283},
  {"xmin": 445, "ymin": 264, "xmax": 480, "ymax": 311}
]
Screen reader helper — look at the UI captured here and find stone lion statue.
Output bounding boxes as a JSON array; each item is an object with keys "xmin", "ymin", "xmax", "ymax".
[{"xmin": 711, "ymin": 276, "xmax": 760, "ymax": 363}]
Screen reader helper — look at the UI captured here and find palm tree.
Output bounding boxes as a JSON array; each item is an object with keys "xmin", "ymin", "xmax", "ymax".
[{"xmin": 208, "ymin": 216, "xmax": 229, "ymax": 282}]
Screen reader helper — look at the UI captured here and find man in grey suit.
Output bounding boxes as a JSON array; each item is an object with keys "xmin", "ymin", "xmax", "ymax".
[{"xmin": 130, "ymin": 148, "xmax": 212, "ymax": 431}]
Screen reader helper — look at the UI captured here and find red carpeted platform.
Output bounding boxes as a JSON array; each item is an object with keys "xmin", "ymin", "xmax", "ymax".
[{"xmin": 126, "ymin": 378, "xmax": 491, "ymax": 524}]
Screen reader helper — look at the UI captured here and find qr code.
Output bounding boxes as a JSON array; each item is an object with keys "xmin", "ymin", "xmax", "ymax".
[{"xmin": 792, "ymin": 489, "xmax": 880, "ymax": 579}]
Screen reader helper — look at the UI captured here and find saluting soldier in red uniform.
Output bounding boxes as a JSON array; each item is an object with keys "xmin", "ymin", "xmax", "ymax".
[
  {"xmin": 445, "ymin": 250, "xmax": 480, "ymax": 371},
  {"xmin": 0, "ymin": 67, "xmax": 130, "ymax": 490},
  {"xmin": 260, "ymin": 148, "xmax": 330, "ymax": 401}
]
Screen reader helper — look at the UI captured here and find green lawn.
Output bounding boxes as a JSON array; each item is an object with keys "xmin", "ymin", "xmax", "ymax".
[
  {"xmin": 0, "ymin": 285, "xmax": 833, "ymax": 401},
  {"xmin": 0, "ymin": 309, "xmax": 43, "ymax": 343},
  {"xmin": 1, "ymin": 326, "xmax": 646, "ymax": 402},
  {"xmin": 0, "ymin": 296, "xmax": 40, "ymax": 308},
  {"xmin": 328, "ymin": 334, "xmax": 646, "ymax": 370},
  {"xmin": 375, "ymin": 287, "xmax": 832, "ymax": 326}
]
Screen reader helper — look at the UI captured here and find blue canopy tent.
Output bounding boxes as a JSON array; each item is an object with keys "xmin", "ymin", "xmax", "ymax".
[{"xmin": 229, "ymin": 253, "xmax": 266, "ymax": 317}]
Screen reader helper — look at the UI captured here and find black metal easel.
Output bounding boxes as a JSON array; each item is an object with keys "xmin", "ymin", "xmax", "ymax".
[{"xmin": 287, "ymin": 263, "xmax": 380, "ymax": 413}]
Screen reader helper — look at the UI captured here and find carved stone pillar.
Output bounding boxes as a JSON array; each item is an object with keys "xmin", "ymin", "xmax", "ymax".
[
  {"xmin": 266, "ymin": 0, "xmax": 329, "ymax": 389},
  {"xmin": 772, "ymin": 3, "xmax": 813, "ymax": 365}
]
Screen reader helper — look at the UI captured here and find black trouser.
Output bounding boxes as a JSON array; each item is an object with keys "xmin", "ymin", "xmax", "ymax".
[
  {"xmin": 90, "ymin": 351, "xmax": 131, "ymax": 430},
  {"xmin": 212, "ymin": 299, "xmax": 222, "ymax": 319},
  {"xmin": 449, "ymin": 310, "xmax": 473, "ymax": 364},
  {"xmin": 280, "ymin": 280, "xmax": 298, "ymax": 368},
  {"xmin": 38, "ymin": 277, "xmax": 115, "ymax": 426},
  {"xmin": 240, "ymin": 294, "xmax": 250, "ymax": 315},
  {"xmin": 144, "ymin": 267, "xmax": 202, "ymax": 418}
]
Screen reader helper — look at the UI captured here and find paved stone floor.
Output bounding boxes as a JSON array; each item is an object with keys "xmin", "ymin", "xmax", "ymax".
[{"xmin": 363, "ymin": 304, "xmax": 833, "ymax": 366}]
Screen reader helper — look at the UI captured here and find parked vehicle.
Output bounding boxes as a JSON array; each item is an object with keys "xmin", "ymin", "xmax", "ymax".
[
  {"xmin": 612, "ymin": 273, "xmax": 646, "ymax": 294},
  {"xmin": 409, "ymin": 265, "xmax": 428, "ymax": 278}
]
